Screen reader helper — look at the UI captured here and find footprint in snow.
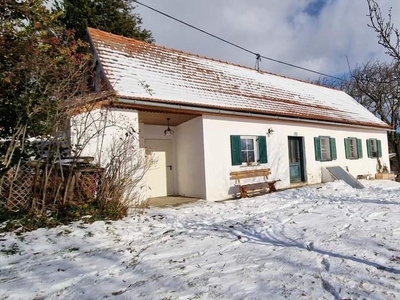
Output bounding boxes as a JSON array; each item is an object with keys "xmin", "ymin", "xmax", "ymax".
[
  {"xmin": 342, "ymin": 224, "xmax": 351, "ymax": 230},
  {"xmin": 336, "ymin": 224, "xmax": 351, "ymax": 237},
  {"xmin": 305, "ymin": 241, "xmax": 314, "ymax": 251},
  {"xmin": 321, "ymin": 257, "xmax": 330, "ymax": 272},
  {"xmin": 321, "ymin": 276, "xmax": 340, "ymax": 300}
]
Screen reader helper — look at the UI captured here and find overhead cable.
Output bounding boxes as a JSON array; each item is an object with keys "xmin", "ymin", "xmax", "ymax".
[{"xmin": 135, "ymin": 1, "xmax": 343, "ymax": 81}]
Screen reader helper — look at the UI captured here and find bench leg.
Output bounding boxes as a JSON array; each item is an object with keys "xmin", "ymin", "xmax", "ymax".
[
  {"xmin": 268, "ymin": 182, "xmax": 277, "ymax": 193},
  {"xmin": 240, "ymin": 187, "xmax": 248, "ymax": 198}
]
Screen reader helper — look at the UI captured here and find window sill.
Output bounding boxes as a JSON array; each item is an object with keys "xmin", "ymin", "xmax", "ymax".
[{"xmin": 240, "ymin": 163, "xmax": 262, "ymax": 168}]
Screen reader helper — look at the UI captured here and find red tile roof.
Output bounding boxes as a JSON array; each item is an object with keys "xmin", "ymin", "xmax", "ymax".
[{"xmin": 88, "ymin": 28, "xmax": 390, "ymax": 129}]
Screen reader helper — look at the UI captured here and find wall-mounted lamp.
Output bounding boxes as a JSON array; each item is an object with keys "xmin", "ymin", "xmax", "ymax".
[
  {"xmin": 164, "ymin": 118, "xmax": 174, "ymax": 136},
  {"xmin": 267, "ymin": 127, "xmax": 274, "ymax": 137}
]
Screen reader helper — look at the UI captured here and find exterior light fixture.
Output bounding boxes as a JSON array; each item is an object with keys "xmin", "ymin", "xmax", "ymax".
[
  {"xmin": 164, "ymin": 118, "xmax": 174, "ymax": 136},
  {"xmin": 267, "ymin": 128, "xmax": 274, "ymax": 137}
]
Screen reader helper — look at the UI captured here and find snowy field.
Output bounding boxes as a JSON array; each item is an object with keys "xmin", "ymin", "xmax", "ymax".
[{"xmin": 1, "ymin": 180, "xmax": 400, "ymax": 300}]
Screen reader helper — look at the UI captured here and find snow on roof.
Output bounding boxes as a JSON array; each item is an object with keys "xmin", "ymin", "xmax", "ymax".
[{"xmin": 88, "ymin": 28, "xmax": 390, "ymax": 129}]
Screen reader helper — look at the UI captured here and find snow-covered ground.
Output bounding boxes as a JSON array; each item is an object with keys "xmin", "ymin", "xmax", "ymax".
[{"xmin": 1, "ymin": 180, "xmax": 400, "ymax": 300}]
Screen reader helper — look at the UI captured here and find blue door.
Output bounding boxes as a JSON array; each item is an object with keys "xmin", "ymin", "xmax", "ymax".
[{"xmin": 288, "ymin": 137, "xmax": 305, "ymax": 183}]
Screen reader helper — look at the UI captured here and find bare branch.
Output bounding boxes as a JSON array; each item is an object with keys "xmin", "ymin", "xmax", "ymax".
[{"xmin": 367, "ymin": 0, "xmax": 400, "ymax": 60}]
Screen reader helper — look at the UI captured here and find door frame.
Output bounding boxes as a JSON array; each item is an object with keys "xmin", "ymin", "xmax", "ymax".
[
  {"xmin": 288, "ymin": 136, "xmax": 306, "ymax": 183},
  {"xmin": 145, "ymin": 139, "xmax": 175, "ymax": 197}
]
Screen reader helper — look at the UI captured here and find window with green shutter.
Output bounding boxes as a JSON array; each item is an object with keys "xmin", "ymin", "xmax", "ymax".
[
  {"xmin": 377, "ymin": 139, "xmax": 382, "ymax": 157},
  {"xmin": 330, "ymin": 137, "xmax": 337, "ymax": 160},
  {"xmin": 357, "ymin": 139, "xmax": 363, "ymax": 158},
  {"xmin": 230, "ymin": 135, "xmax": 268, "ymax": 165},
  {"xmin": 258, "ymin": 136, "xmax": 268, "ymax": 163},
  {"xmin": 366, "ymin": 138, "xmax": 382, "ymax": 158},
  {"xmin": 344, "ymin": 137, "xmax": 362, "ymax": 159},
  {"xmin": 314, "ymin": 137, "xmax": 321, "ymax": 161},
  {"xmin": 230, "ymin": 135, "xmax": 241, "ymax": 165},
  {"xmin": 314, "ymin": 136, "xmax": 337, "ymax": 161}
]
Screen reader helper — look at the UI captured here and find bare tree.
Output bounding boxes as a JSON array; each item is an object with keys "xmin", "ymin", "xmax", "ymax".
[
  {"xmin": 367, "ymin": 0, "xmax": 400, "ymax": 61},
  {"xmin": 365, "ymin": 0, "xmax": 400, "ymax": 173},
  {"xmin": 342, "ymin": 60, "xmax": 400, "ymax": 172}
]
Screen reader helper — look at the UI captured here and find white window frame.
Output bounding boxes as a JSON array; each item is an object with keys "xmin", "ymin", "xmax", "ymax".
[
  {"xmin": 370, "ymin": 139, "xmax": 378, "ymax": 158},
  {"xmin": 320, "ymin": 136, "xmax": 331, "ymax": 161},
  {"xmin": 240, "ymin": 136, "xmax": 259, "ymax": 165},
  {"xmin": 349, "ymin": 138, "xmax": 358, "ymax": 159}
]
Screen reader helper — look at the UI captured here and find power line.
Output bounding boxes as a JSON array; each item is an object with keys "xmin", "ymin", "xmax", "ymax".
[{"xmin": 135, "ymin": 0, "xmax": 344, "ymax": 81}]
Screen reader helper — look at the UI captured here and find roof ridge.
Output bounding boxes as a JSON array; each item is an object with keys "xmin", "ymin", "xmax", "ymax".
[{"xmin": 87, "ymin": 27, "xmax": 339, "ymax": 91}]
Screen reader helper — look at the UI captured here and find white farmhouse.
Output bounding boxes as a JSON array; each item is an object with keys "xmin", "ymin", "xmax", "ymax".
[{"xmin": 80, "ymin": 28, "xmax": 392, "ymax": 202}]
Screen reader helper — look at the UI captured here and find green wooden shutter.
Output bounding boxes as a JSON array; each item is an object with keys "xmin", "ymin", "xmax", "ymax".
[
  {"xmin": 230, "ymin": 135, "xmax": 242, "ymax": 165},
  {"xmin": 377, "ymin": 139, "xmax": 382, "ymax": 157},
  {"xmin": 258, "ymin": 136, "xmax": 267, "ymax": 163},
  {"xmin": 314, "ymin": 137, "xmax": 321, "ymax": 161},
  {"xmin": 357, "ymin": 139, "xmax": 363, "ymax": 159},
  {"xmin": 330, "ymin": 137, "xmax": 337, "ymax": 160},
  {"xmin": 344, "ymin": 138, "xmax": 350, "ymax": 159},
  {"xmin": 366, "ymin": 139, "xmax": 372, "ymax": 158}
]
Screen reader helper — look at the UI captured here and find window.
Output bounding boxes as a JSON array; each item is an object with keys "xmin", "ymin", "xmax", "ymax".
[
  {"xmin": 366, "ymin": 138, "xmax": 382, "ymax": 158},
  {"xmin": 241, "ymin": 137, "xmax": 256, "ymax": 163},
  {"xmin": 344, "ymin": 137, "xmax": 363, "ymax": 159},
  {"xmin": 320, "ymin": 137, "xmax": 331, "ymax": 161},
  {"xmin": 314, "ymin": 136, "xmax": 337, "ymax": 161},
  {"xmin": 230, "ymin": 135, "xmax": 267, "ymax": 165}
]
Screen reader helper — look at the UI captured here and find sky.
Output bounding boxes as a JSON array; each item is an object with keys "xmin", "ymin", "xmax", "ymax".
[
  {"xmin": 135, "ymin": 0, "xmax": 400, "ymax": 81},
  {"xmin": 1, "ymin": 179, "xmax": 400, "ymax": 299}
]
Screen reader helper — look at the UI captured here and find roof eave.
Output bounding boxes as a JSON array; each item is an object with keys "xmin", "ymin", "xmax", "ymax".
[{"xmin": 113, "ymin": 97, "xmax": 392, "ymax": 131}]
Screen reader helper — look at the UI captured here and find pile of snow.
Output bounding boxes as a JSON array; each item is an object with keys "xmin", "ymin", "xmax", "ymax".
[{"xmin": 1, "ymin": 180, "xmax": 400, "ymax": 299}]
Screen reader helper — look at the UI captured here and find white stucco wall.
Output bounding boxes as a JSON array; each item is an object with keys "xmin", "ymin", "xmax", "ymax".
[
  {"xmin": 70, "ymin": 107, "xmax": 140, "ymax": 165},
  {"xmin": 202, "ymin": 115, "xmax": 390, "ymax": 201},
  {"xmin": 70, "ymin": 107, "xmax": 146, "ymax": 203},
  {"xmin": 202, "ymin": 116, "xmax": 287, "ymax": 201},
  {"xmin": 141, "ymin": 119, "xmax": 206, "ymax": 199},
  {"xmin": 72, "ymin": 108, "xmax": 390, "ymax": 203},
  {"xmin": 174, "ymin": 117, "xmax": 206, "ymax": 199},
  {"xmin": 302, "ymin": 123, "xmax": 389, "ymax": 183}
]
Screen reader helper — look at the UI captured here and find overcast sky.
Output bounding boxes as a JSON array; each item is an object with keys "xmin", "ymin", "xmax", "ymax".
[{"xmin": 135, "ymin": 0, "xmax": 400, "ymax": 81}]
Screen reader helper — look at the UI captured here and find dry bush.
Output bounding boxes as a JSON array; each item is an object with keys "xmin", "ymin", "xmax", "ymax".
[{"xmin": 96, "ymin": 127, "xmax": 155, "ymax": 215}]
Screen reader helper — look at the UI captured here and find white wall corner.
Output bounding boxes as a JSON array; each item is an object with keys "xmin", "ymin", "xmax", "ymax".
[{"xmin": 321, "ymin": 167, "xmax": 335, "ymax": 183}]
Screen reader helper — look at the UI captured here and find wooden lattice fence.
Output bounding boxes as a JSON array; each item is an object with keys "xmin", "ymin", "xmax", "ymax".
[
  {"xmin": 1, "ymin": 163, "xmax": 34, "ymax": 211},
  {"xmin": 0, "ymin": 160, "xmax": 103, "ymax": 212}
]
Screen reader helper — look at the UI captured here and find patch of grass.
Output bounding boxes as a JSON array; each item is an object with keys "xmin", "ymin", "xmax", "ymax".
[
  {"xmin": 57, "ymin": 229, "xmax": 72, "ymax": 237},
  {"xmin": 68, "ymin": 247, "xmax": 80, "ymax": 252},
  {"xmin": 1, "ymin": 213, "xmax": 60, "ymax": 233},
  {"xmin": 16, "ymin": 235, "xmax": 25, "ymax": 242},
  {"xmin": 0, "ymin": 243, "xmax": 20, "ymax": 256},
  {"xmin": 56, "ymin": 199, "xmax": 128, "ymax": 224},
  {"xmin": 84, "ymin": 231, "xmax": 94, "ymax": 238},
  {"xmin": 0, "ymin": 198, "xmax": 129, "ymax": 233},
  {"xmin": 111, "ymin": 290, "xmax": 124, "ymax": 296}
]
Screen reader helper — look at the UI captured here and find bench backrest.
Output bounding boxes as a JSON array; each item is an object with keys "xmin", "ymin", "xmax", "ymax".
[{"xmin": 230, "ymin": 168, "xmax": 271, "ymax": 180}]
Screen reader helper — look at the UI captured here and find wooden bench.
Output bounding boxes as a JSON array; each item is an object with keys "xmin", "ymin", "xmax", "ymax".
[{"xmin": 230, "ymin": 168, "xmax": 280, "ymax": 198}]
